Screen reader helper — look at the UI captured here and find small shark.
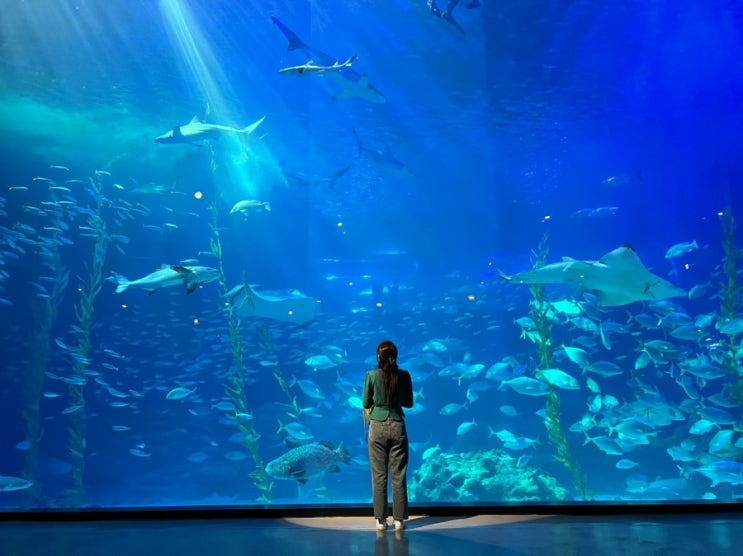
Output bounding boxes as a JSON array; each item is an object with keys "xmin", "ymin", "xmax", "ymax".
[
  {"xmin": 281, "ymin": 165, "xmax": 351, "ymax": 189},
  {"xmin": 278, "ymin": 53, "xmax": 358, "ymax": 76},
  {"xmin": 226, "ymin": 283, "xmax": 319, "ymax": 325},
  {"xmin": 271, "ymin": 16, "xmax": 385, "ymax": 104},
  {"xmin": 126, "ymin": 178, "xmax": 180, "ymax": 196},
  {"xmin": 155, "ymin": 115, "xmax": 266, "ymax": 146},
  {"xmin": 500, "ymin": 244, "xmax": 686, "ymax": 307},
  {"xmin": 352, "ymin": 127, "xmax": 411, "ymax": 175},
  {"xmin": 0, "ymin": 475, "xmax": 34, "ymax": 492},
  {"xmin": 109, "ymin": 264, "xmax": 220, "ymax": 294},
  {"xmin": 428, "ymin": 0, "xmax": 466, "ymax": 34}
]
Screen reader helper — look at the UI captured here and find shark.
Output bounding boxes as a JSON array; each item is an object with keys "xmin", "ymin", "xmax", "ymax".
[
  {"xmin": 0, "ymin": 475, "xmax": 34, "ymax": 492},
  {"xmin": 271, "ymin": 16, "xmax": 385, "ymax": 104},
  {"xmin": 278, "ymin": 53, "xmax": 358, "ymax": 76},
  {"xmin": 499, "ymin": 244, "xmax": 686, "ymax": 307},
  {"xmin": 226, "ymin": 283, "xmax": 319, "ymax": 325},
  {"xmin": 281, "ymin": 164, "xmax": 351, "ymax": 189},
  {"xmin": 109, "ymin": 264, "xmax": 220, "ymax": 294},
  {"xmin": 352, "ymin": 127, "xmax": 411, "ymax": 175},
  {"xmin": 155, "ymin": 114, "xmax": 266, "ymax": 146}
]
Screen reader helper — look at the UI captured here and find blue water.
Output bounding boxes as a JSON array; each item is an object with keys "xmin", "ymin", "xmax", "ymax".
[{"xmin": 1, "ymin": 0, "xmax": 742, "ymax": 510}]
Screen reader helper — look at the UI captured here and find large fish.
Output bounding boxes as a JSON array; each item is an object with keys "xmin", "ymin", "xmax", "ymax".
[
  {"xmin": 226, "ymin": 284, "xmax": 319, "ymax": 324},
  {"xmin": 280, "ymin": 165, "xmax": 350, "ymax": 189},
  {"xmin": 0, "ymin": 475, "xmax": 34, "ymax": 492},
  {"xmin": 271, "ymin": 17, "xmax": 385, "ymax": 104},
  {"xmin": 110, "ymin": 264, "xmax": 220, "ymax": 294},
  {"xmin": 155, "ymin": 115, "xmax": 266, "ymax": 146},
  {"xmin": 265, "ymin": 441, "xmax": 351, "ymax": 484},
  {"xmin": 500, "ymin": 244, "xmax": 686, "ymax": 307},
  {"xmin": 352, "ymin": 127, "xmax": 411, "ymax": 175},
  {"xmin": 278, "ymin": 54, "xmax": 358, "ymax": 76}
]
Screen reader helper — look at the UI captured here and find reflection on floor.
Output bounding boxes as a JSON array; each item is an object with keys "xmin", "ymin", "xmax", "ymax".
[{"xmin": 1, "ymin": 513, "xmax": 742, "ymax": 555}]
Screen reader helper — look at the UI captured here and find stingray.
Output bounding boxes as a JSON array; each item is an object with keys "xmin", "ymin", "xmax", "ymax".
[
  {"xmin": 226, "ymin": 284, "xmax": 319, "ymax": 325},
  {"xmin": 500, "ymin": 244, "xmax": 686, "ymax": 307}
]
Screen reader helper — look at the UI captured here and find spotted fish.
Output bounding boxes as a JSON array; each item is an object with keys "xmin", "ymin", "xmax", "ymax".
[{"xmin": 265, "ymin": 441, "xmax": 351, "ymax": 484}]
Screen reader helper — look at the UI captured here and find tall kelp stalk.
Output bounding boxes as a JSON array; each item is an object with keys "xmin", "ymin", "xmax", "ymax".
[
  {"xmin": 23, "ymin": 200, "xmax": 70, "ymax": 506},
  {"xmin": 66, "ymin": 174, "xmax": 109, "ymax": 506},
  {"xmin": 527, "ymin": 233, "xmax": 587, "ymax": 498},
  {"xmin": 718, "ymin": 207, "xmax": 743, "ymax": 402},
  {"xmin": 207, "ymin": 201, "xmax": 272, "ymax": 502}
]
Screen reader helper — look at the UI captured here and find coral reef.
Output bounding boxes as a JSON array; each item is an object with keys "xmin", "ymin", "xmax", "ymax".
[{"xmin": 410, "ymin": 449, "xmax": 570, "ymax": 503}]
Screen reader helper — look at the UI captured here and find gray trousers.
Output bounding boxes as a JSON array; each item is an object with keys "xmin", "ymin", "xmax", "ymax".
[{"xmin": 368, "ymin": 418, "xmax": 409, "ymax": 521}]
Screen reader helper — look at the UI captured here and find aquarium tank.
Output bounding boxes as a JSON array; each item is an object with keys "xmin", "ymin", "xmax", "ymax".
[{"xmin": 1, "ymin": 0, "xmax": 742, "ymax": 512}]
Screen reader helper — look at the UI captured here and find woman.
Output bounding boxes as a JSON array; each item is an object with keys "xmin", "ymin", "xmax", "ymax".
[{"xmin": 362, "ymin": 340, "xmax": 414, "ymax": 531}]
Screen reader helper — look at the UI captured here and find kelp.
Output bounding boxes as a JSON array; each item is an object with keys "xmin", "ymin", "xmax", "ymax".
[
  {"xmin": 23, "ymin": 196, "xmax": 70, "ymax": 505},
  {"xmin": 208, "ymin": 200, "xmax": 272, "ymax": 502},
  {"xmin": 527, "ymin": 233, "xmax": 587, "ymax": 499},
  {"xmin": 718, "ymin": 207, "xmax": 743, "ymax": 402},
  {"xmin": 66, "ymin": 174, "xmax": 109, "ymax": 506}
]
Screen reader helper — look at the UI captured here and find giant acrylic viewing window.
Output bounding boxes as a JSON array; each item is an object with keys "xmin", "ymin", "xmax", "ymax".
[{"xmin": 1, "ymin": 0, "xmax": 742, "ymax": 511}]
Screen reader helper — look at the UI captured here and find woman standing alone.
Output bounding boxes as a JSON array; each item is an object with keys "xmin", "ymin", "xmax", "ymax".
[{"xmin": 362, "ymin": 340, "xmax": 414, "ymax": 530}]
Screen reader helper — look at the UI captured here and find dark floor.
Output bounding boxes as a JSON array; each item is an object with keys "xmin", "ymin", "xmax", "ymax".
[{"xmin": 1, "ymin": 513, "xmax": 742, "ymax": 556}]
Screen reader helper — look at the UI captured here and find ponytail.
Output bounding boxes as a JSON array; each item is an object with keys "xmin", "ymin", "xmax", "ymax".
[{"xmin": 377, "ymin": 340, "xmax": 399, "ymax": 407}]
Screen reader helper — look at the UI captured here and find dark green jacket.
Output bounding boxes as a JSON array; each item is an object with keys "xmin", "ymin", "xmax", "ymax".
[{"xmin": 362, "ymin": 368, "xmax": 414, "ymax": 421}]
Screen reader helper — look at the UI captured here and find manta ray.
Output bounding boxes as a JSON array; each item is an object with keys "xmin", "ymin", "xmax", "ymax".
[
  {"xmin": 500, "ymin": 244, "xmax": 686, "ymax": 306},
  {"xmin": 226, "ymin": 284, "xmax": 319, "ymax": 325}
]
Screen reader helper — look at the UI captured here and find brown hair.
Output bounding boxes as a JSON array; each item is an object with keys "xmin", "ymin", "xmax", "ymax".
[{"xmin": 377, "ymin": 340, "xmax": 399, "ymax": 407}]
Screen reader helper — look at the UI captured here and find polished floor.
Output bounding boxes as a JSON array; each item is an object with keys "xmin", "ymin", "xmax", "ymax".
[{"xmin": 1, "ymin": 513, "xmax": 742, "ymax": 555}]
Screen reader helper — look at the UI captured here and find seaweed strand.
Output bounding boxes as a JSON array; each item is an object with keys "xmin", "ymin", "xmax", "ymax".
[
  {"xmin": 528, "ymin": 233, "xmax": 587, "ymax": 498},
  {"xmin": 66, "ymin": 175, "xmax": 109, "ymax": 506},
  {"xmin": 718, "ymin": 207, "xmax": 743, "ymax": 402},
  {"xmin": 208, "ymin": 200, "xmax": 272, "ymax": 502},
  {"xmin": 23, "ymin": 198, "xmax": 70, "ymax": 506}
]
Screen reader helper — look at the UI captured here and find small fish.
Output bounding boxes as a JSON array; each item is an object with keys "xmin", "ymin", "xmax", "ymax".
[
  {"xmin": 536, "ymin": 368, "xmax": 581, "ymax": 390},
  {"xmin": 718, "ymin": 318, "xmax": 743, "ymax": 336},
  {"xmin": 615, "ymin": 459, "xmax": 639, "ymax": 470},
  {"xmin": 166, "ymin": 386, "xmax": 196, "ymax": 400},
  {"xmin": 103, "ymin": 348, "xmax": 126, "ymax": 359},
  {"xmin": 15, "ymin": 440, "xmax": 32, "ymax": 451},
  {"xmin": 456, "ymin": 420, "xmax": 477, "ymax": 436},
  {"xmin": 212, "ymin": 401, "xmax": 236, "ymax": 412},
  {"xmin": 600, "ymin": 173, "xmax": 637, "ymax": 187},
  {"xmin": 440, "ymin": 402, "xmax": 467, "ymax": 415},
  {"xmin": 665, "ymin": 240, "xmax": 698, "ymax": 259}
]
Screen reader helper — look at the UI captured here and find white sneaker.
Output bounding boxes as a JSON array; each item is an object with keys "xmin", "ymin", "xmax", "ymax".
[
  {"xmin": 394, "ymin": 520, "xmax": 405, "ymax": 530},
  {"xmin": 376, "ymin": 519, "xmax": 387, "ymax": 530}
]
